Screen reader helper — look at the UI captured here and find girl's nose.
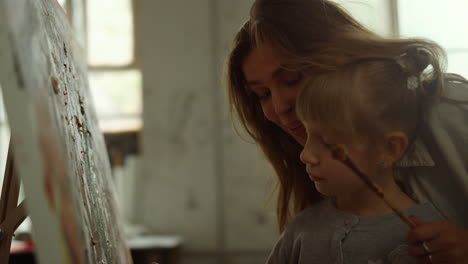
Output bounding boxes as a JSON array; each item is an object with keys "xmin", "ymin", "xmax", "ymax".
[{"xmin": 300, "ymin": 148, "xmax": 320, "ymax": 166}]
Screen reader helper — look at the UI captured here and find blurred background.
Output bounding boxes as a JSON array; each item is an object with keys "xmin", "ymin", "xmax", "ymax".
[{"xmin": 0, "ymin": 0, "xmax": 467, "ymax": 263}]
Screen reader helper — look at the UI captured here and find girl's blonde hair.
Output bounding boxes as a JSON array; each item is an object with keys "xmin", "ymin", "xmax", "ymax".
[
  {"xmin": 226, "ymin": 0, "xmax": 465, "ymax": 232},
  {"xmin": 297, "ymin": 47, "xmax": 446, "ymax": 149}
]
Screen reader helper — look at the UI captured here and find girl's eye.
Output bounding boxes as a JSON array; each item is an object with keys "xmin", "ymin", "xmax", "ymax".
[{"xmin": 320, "ymin": 137, "xmax": 332, "ymax": 148}]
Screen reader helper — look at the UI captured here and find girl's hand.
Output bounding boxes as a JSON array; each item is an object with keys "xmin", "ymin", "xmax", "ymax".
[{"xmin": 407, "ymin": 217, "xmax": 468, "ymax": 263}]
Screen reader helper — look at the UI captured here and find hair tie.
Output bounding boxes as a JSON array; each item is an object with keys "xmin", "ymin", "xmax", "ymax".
[
  {"xmin": 407, "ymin": 75, "xmax": 419, "ymax": 91},
  {"xmin": 395, "ymin": 49, "xmax": 426, "ymax": 92}
]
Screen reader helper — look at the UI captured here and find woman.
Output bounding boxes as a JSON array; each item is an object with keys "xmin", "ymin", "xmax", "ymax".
[{"xmin": 226, "ymin": 0, "xmax": 468, "ymax": 262}]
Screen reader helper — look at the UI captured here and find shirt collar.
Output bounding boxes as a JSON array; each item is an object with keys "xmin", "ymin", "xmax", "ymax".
[{"xmin": 395, "ymin": 138, "xmax": 435, "ymax": 167}]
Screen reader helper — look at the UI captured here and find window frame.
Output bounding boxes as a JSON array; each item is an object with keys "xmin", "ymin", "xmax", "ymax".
[{"xmin": 64, "ymin": 0, "xmax": 142, "ymax": 131}]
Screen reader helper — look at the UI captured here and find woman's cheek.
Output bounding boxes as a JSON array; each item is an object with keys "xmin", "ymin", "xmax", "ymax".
[{"xmin": 261, "ymin": 101, "xmax": 275, "ymax": 122}]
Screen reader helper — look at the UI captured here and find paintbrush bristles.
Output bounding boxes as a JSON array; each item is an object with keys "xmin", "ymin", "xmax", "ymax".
[{"xmin": 330, "ymin": 144, "xmax": 348, "ymax": 161}]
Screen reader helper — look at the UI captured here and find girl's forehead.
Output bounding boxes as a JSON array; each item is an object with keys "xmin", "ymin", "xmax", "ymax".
[
  {"xmin": 303, "ymin": 121, "xmax": 352, "ymax": 140},
  {"xmin": 302, "ymin": 121, "xmax": 332, "ymax": 134}
]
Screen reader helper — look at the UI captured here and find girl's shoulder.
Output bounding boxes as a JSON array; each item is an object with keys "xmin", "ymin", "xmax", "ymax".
[
  {"xmin": 405, "ymin": 202, "xmax": 444, "ymax": 223},
  {"xmin": 279, "ymin": 199, "xmax": 338, "ymax": 240},
  {"xmin": 289, "ymin": 199, "xmax": 339, "ymax": 228},
  {"xmin": 298, "ymin": 198, "xmax": 333, "ymax": 217}
]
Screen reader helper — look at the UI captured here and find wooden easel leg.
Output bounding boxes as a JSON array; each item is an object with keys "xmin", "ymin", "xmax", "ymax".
[
  {"xmin": 0, "ymin": 142, "xmax": 28, "ymax": 263},
  {"xmin": 0, "ymin": 143, "xmax": 19, "ymax": 221}
]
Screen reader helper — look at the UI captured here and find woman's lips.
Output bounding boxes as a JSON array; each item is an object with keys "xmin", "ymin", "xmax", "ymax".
[
  {"xmin": 309, "ymin": 174, "xmax": 325, "ymax": 182},
  {"xmin": 288, "ymin": 123, "xmax": 306, "ymax": 137}
]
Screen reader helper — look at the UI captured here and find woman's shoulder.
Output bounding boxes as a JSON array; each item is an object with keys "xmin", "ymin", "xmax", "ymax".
[
  {"xmin": 442, "ymin": 74, "xmax": 468, "ymax": 100},
  {"xmin": 396, "ymin": 74, "xmax": 468, "ymax": 168},
  {"xmin": 423, "ymin": 73, "xmax": 468, "ymax": 154},
  {"xmin": 426, "ymin": 74, "xmax": 468, "ymax": 148}
]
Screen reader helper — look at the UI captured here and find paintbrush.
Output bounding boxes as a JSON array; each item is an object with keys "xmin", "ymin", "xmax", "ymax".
[{"xmin": 329, "ymin": 144, "xmax": 417, "ymax": 229}]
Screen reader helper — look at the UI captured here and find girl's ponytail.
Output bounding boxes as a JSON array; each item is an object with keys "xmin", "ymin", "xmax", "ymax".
[{"xmin": 396, "ymin": 46, "xmax": 445, "ymax": 97}]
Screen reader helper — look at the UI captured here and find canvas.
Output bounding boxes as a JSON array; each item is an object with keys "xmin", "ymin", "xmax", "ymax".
[{"xmin": 0, "ymin": 0, "xmax": 133, "ymax": 263}]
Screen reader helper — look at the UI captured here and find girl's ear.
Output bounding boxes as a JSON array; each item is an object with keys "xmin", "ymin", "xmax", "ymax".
[{"xmin": 383, "ymin": 131, "xmax": 409, "ymax": 166}]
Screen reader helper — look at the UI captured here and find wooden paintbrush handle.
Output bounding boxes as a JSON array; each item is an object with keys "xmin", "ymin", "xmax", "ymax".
[{"xmin": 330, "ymin": 144, "xmax": 417, "ymax": 229}]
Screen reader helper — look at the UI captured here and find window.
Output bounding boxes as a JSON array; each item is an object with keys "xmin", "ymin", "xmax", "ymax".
[
  {"xmin": 61, "ymin": 0, "xmax": 142, "ymax": 132},
  {"xmin": 3, "ymin": 0, "xmax": 140, "ymax": 232},
  {"xmin": 334, "ymin": 0, "xmax": 468, "ymax": 78},
  {"xmin": 334, "ymin": 0, "xmax": 395, "ymax": 37},
  {"xmin": 57, "ymin": 0, "xmax": 67, "ymax": 10},
  {"xmin": 398, "ymin": 0, "xmax": 468, "ymax": 78}
]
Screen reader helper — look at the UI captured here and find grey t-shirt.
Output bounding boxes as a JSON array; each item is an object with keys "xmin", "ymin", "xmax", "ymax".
[{"xmin": 266, "ymin": 199, "xmax": 443, "ymax": 264}]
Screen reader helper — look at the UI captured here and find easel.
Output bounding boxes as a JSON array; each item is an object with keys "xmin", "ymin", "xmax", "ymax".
[{"xmin": 0, "ymin": 142, "xmax": 28, "ymax": 263}]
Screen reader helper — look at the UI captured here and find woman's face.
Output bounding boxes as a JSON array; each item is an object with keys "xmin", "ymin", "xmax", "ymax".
[{"xmin": 242, "ymin": 43, "xmax": 307, "ymax": 145}]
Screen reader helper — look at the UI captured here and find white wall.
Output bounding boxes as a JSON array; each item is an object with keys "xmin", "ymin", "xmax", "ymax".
[
  {"xmin": 136, "ymin": 1, "xmax": 393, "ymax": 263},
  {"xmin": 139, "ymin": 0, "xmax": 220, "ymax": 252},
  {"xmin": 137, "ymin": 1, "xmax": 278, "ymax": 263},
  {"xmin": 335, "ymin": 0, "xmax": 395, "ymax": 37}
]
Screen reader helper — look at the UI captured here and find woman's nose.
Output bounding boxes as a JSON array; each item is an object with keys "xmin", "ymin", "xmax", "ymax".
[{"xmin": 271, "ymin": 89, "xmax": 295, "ymax": 116}]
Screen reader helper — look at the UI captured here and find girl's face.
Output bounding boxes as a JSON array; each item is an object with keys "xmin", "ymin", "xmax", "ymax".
[
  {"xmin": 299, "ymin": 121, "xmax": 382, "ymax": 198},
  {"xmin": 242, "ymin": 43, "xmax": 307, "ymax": 145}
]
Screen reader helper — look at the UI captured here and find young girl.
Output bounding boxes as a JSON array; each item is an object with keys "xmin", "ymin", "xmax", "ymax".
[{"xmin": 266, "ymin": 48, "xmax": 445, "ymax": 263}]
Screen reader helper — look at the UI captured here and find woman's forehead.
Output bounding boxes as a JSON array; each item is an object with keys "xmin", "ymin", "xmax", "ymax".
[{"xmin": 242, "ymin": 43, "xmax": 283, "ymax": 81}]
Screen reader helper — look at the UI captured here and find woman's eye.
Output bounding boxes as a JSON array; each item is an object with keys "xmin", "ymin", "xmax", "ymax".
[
  {"xmin": 286, "ymin": 78, "xmax": 301, "ymax": 86},
  {"xmin": 258, "ymin": 90, "xmax": 271, "ymax": 100},
  {"xmin": 285, "ymin": 74, "xmax": 302, "ymax": 86}
]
